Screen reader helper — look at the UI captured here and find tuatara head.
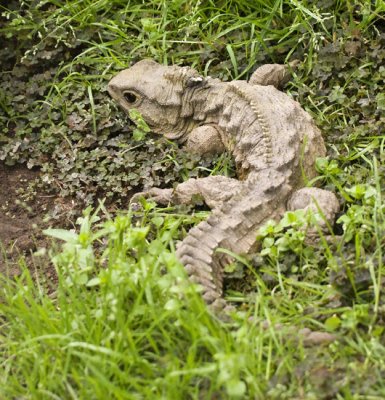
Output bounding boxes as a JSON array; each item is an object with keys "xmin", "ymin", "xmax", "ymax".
[{"xmin": 108, "ymin": 59, "xmax": 205, "ymax": 139}]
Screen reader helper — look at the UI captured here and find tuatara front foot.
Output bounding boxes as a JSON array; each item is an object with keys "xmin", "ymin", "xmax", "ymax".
[
  {"xmin": 130, "ymin": 188, "xmax": 173, "ymax": 207},
  {"xmin": 132, "ymin": 176, "xmax": 243, "ymax": 210}
]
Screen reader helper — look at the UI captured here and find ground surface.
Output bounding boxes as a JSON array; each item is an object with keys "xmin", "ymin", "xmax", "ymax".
[{"xmin": 0, "ymin": 163, "xmax": 56, "ymax": 276}]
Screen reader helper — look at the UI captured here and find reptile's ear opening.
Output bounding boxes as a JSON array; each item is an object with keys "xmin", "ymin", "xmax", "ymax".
[{"xmin": 186, "ymin": 76, "xmax": 205, "ymax": 88}]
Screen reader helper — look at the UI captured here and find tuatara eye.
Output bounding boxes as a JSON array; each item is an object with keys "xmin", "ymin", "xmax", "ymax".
[{"xmin": 124, "ymin": 91, "xmax": 138, "ymax": 104}]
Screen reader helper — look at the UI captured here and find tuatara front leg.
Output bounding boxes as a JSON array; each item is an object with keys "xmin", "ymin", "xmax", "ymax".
[
  {"xmin": 130, "ymin": 176, "xmax": 243, "ymax": 209},
  {"xmin": 130, "ymin": 125, "xmax": 229, "ymax": 207},
  {"xmin": 184, "ymin": 125, "xmax": 225, "ymax": 156}
]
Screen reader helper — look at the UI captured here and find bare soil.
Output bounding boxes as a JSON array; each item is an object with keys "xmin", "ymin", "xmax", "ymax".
[{"xmin": 0, "ymin": 162, "xmax": 59, "ymax": 279}]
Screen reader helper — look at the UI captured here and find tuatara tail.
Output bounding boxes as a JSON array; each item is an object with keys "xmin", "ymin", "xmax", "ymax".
[
  {"xmin": 176, "ymin": 169, "xmax": 292, "ymax": 311},
  {"xmin": 176, "ymin": 217, "xmax": 228, "ymax": 310}
]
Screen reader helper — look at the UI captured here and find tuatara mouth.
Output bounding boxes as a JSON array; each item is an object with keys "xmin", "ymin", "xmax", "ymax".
[{"xmin": 129, "ymin": 114, "xmax": 186, "ymax": 142}]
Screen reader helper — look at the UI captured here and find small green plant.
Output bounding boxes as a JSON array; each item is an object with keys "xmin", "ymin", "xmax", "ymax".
[
  {"xmin": 128, "ymin": 108, "xmax": 151, "ymax": 141},
  {"xmin": 337, "ymin": 183, "xmax": 379, "ymax": 245},
  {"xmin": 258, "ymin": 210, "xmax": 316, "ymax": 260}
]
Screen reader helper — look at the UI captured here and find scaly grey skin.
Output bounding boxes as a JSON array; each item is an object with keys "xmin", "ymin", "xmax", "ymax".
[{"xmin": 108, "ymin": 60, "xmax": 339, "ymax": 311}]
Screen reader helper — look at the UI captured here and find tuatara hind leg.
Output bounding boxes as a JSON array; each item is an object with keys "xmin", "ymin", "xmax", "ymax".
[
  {"xmin": 287, "ymin": 187, "xmax": 340, "ymax": 235},
  {"xmin": 249, "ymin": 60, "xmax": 299, "ymax": 88}
]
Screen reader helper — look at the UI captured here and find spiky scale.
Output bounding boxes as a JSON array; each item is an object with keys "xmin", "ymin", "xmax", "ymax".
[
  {"xmin": 180, "ymin": 254, "xmax": 213, "ymax": 274},
  {"xmin": 189, "ymin": 275, "xmax": 219, "ymax": 293},
  {"xmin": 202, "ymin": 290, "xmax": 222, "ymax": 303},
  {"xmin": 184, "ymin": 264, "xmax": 215, "ymax": 284},
  {"xmin": 177, "ymin": 243, "xmax": 213, "ymax": 265}
]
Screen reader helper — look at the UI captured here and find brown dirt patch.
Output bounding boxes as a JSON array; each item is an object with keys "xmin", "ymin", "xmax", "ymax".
[{"xmin": 0, "ymin": 162, "xmax": 61, "ymax": 279}]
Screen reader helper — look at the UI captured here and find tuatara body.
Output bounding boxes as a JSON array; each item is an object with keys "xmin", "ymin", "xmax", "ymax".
[{"xmin": 108, "ymin": 60, "xmax": 339, "ymax": 311}]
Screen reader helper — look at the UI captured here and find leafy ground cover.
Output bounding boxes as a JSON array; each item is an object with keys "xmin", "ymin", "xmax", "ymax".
[{"xmin": 1, "ymin": 0, "xmax": 385, "ymax": 398}]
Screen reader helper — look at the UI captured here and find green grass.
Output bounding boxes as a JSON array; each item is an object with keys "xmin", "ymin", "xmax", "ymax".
[
  {"xmin": 2, "ymin": 204, "xmax": 385, "ymax": 399},
  {"xmin": 2, "ymin": 203, "xmax": 385, "ymax": 399},
  {"xmin": 1, "ymin": 0, "xmax": 385, "ymax": 398}
]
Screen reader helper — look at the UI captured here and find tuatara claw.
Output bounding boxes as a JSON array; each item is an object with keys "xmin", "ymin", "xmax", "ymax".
[{"xmin": 130, "ymin": 188, "xmax": 173, "ymax": 208}]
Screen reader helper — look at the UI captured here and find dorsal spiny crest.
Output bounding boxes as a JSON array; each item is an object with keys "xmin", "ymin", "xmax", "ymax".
[{"xmin": 230, "ymin": 83, "xmax": 273, "ymax": 166}]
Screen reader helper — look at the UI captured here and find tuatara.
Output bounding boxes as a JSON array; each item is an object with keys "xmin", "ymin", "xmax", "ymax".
[{"xmin": 108, "ymin": 59, "xmax": 339, "ymax": 311}]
